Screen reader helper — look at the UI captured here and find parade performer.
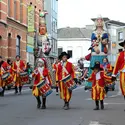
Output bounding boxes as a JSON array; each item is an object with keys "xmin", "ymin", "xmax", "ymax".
[
  {"xmin": 52, "ymin": 58, "xmax": 60, "ymax": 95},
  {"xmin": 112, "ymin": 40, "xmax": 125, "ymax": 111},
  {"xmin": 0, "ymin": 56, "xmax": 10, "ymax": 96},
  {"xmin": 101, "ymin": 57, "xmax": 113, "ymax": 96},
  {"xmin": 56, "ymin": 52, "xmax": 77, "ymax": 110},
  {"xmin": 12, "ymin": 55, "xmax": 26, "ymax": 94},
  {"xmin": 32, "ymin": 58, "xmax": 52, "ymax": 109},
  {"xmin": 87, "ymin": 61, "xmax": 113, "ymax": 110}
]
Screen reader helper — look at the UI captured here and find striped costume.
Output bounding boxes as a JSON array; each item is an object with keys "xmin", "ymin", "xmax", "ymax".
[
  {"xmin": 112, "ymin": 51, "xmax": 125, "ymax": 96},
  {"xmin": 88, "ymin": 71, "xmax": 112, "ymax": 100},
  {"xmin": 56, "ymin": 61, "xmax": 76, "ymax": 102}
]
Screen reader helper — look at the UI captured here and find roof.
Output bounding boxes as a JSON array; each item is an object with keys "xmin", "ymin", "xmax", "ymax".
[
  {"xmin": 107, "ymin": 20, "xmax": 125, "ymax": 26},
  {"xmin": 57, "ymin": 27, "xmax": 92, "ymax": 39},
  {"xmin": 91, "ymin": 17, "xmax": 110, "ymax": 22}
]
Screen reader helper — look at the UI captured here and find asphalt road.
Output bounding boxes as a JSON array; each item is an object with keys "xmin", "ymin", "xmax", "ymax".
[{"xmin": 0, "ymin": 85, "xmax": 125, "ymax": 125}]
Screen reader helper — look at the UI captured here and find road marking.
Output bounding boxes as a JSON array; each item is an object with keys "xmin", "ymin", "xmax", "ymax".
[
  {"xmin": 89, "ymin": 121, "xmax": 100, "ymax": 125},
  {"xmin": 104, "ymin": 102, "xmax": 125, "ymax": 105}
]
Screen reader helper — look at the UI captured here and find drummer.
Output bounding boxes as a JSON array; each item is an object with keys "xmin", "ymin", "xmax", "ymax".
[
  {"xmin": 32, "ymin": 58, "xmax": 52, "ymax": 109},
  {"xmin": 0, "ymin": 56, "xmax": 10, "ymax": 96},
  {"xmin": 56, "ymin": 52, "xmax": 77, "ymax": 110},
  {"xmin": 12, "ymin": 55, "xmax": 26, "ymax": 95},
  {"xmin": 52, "ymin": 58, "xmax": 60, "ymax": 95}
]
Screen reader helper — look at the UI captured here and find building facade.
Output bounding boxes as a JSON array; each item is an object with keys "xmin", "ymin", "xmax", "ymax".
[
  {"xmin": 44, "ymin": 0, "xmax": 58, "ymax": 63},
  {"xmin": 0, "ymin": 0, "xmax": 43, "ymax": 63},
  {"xmin": 58, "ymin": 27, "xmax": 92, "ymax": 64}
]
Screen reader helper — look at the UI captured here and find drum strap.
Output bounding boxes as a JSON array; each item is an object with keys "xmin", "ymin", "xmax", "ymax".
[{"xmin": 62, "ymin": 65, "xmax": 69, "ymax": 75}]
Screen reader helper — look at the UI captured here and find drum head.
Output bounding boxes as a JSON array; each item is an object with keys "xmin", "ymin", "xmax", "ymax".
[
  {"xmin": 2, "ymin": 72, "xmax": 9, "ymax": 79},
  {"xmin": 20, "ymin": 72, "xmax": 27, "ymax": 76}
]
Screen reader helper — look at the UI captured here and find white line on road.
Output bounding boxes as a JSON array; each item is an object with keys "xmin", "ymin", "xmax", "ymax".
[
  {"xmin": 104, "ymin": 102, "xmax": 125, "ymax": 105},
  {"xmin": 89, "ymin": 121, "xmax": 101, "ymax": 125}
]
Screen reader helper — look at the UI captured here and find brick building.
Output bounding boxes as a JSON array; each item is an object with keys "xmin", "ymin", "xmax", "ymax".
[{"xmin": 0, "ymin": 0, "xmax": 43, "ymax": 61}]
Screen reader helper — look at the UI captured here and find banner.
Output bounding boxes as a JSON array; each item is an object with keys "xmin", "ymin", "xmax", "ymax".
[
  {"xmin": 28, "ymin": 5, "xmax": 34, "ymax": 32},
  {"xmin": 27, "ymin": 36, "xmax": 34, "ymax": 53}
]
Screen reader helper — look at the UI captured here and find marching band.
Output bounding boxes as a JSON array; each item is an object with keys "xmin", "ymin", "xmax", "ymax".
[{"xmin": 0, "ymin": 40, "xmax": 125, "ymax": 111}]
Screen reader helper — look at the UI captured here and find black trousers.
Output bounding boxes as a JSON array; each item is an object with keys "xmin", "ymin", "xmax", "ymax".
[
  {"xmin": 105, "ymin": 86, "xmax": 109, "ymax": 94},
  {"xmin": 56, "ymin": 86, "xmax": 58, "ymax": 92},
  {"xmin": 15, "ymin": 86, "xmax": 22, "ymax": 93},
  {"xmin": 36, "ymin": 96, "xmax": 46, "ymax": 106},
  {"xmin": 0, "ymin": 86, "xmax": 5, "ymax": 96}
]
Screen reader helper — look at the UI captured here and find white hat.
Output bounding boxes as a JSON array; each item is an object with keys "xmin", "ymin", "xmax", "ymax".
[{"xmin": 37, "ymin": 58, "xmax": 47, "ymax": 67}]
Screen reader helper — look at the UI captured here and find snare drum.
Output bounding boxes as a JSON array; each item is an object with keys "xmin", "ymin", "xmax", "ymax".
[
  {"xmin": 37, "ymin": 80, "xmax": 53, "ymax": 97},
  {"xmin": 2, "ymin": 72, "xmax": 10, "ymax": 81},
  {"xmin": 20, "ymin": 72, "xmax": 29, "ymax": 84},
  {"xmin": 2, "ymin": 72, "xmax": 14, "ymax": 86},
  {"xmin": 62, "ymin": 75, "xmax": 77, "ymax": 91}
]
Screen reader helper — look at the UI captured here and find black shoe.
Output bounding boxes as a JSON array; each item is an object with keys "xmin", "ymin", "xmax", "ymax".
[
  {"xmin": 64, "ymin": 102, "xmax": 69, "ymax": 110},
  {"xmin": 41, "ymin": 105, "xmax": 46, "ymax": 109},
  {"xmin": 101, "ymin": 105, "xmax": 104, "ymax": 110},
  {"xmin": 93, "ymin": 106, "xmax": 99, "ymax": 110},
  {"xmin": 37, "ymin": 103, "xmax": 41, "ymax": 109}
]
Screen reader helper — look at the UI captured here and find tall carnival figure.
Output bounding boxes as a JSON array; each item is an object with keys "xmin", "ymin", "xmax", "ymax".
[
  {"xmin": 56, "ymin": 52, "xmax": 77, "ymax": 110},
  {"xmin": 88, "ymin": 16, "xmax": 109, "ymax": 86},
  {"xmin": 112, "ymin": 40, "xmax": 125, "ymax": 111}
]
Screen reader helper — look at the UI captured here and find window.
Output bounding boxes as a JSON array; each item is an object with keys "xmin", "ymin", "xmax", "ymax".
[
  {"xmin": 67, "ymin": 50, "xmax": 72, "ymax": 57},
  {"xmin": 58, "ymin": 48, "xmax": 63, "ymax": 56},
  {"xmin": 118, "ymin": 32, "xmax": 123, "ymax": 41},
  {"xmin": 16, "ymin": 36, "xmax": 21, "ymax": 56}
]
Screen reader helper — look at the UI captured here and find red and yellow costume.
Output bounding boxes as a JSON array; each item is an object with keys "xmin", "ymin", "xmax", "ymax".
[
  {"xmin": 88, "ymin": 71, "xmax": 112, "ymax": 100},
  {"xmin": 12, "ymin": 60, "xmax": 26, "ymax": 86},
  {"xmin": 112, "ymin": 51, "xmax": 125, "ymax": 96},
  {"xmin": 32, "ymin": 67, "xmax": 52, "ymax": 97},
  {"xmin": 0, "ymin": 61, "xmax": 10, "ymax": 87},
  {"xmin": 52, "ymin": 63, "xmax": 58, "ymax": 86},
  {"xmin": 56, "ymin": 61, "xmax": 76, "ymax": 102}
]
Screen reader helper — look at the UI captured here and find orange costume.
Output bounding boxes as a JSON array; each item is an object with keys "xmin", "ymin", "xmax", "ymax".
[
  {"xmin": 112, "ymin": 51, "xmax": 125, "ymax": 96},
  {"xmin": 12, "ymin": 60, "xmax": 26, "ymax": 87},
  {"xmin": 56, "ymin": 61, "xmax": 76, "ymax": 102},
  {"xmin": 88, "ymin": 71, "xmax": 112, "ymax": 100}
]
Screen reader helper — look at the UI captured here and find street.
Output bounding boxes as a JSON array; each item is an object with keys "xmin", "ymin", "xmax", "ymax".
[{"xmin": 0, "ymin": 85, "xmax": 125, "ymax": 125}]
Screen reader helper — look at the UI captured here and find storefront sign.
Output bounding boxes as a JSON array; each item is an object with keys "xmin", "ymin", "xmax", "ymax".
[{"xmin": 28, "ymin": 5, "xmax": 34, "ymax": 32}]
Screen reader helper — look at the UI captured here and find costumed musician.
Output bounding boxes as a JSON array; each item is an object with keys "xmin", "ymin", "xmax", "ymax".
[
  {"xmin": 87, "ymin": 61, "xmax": 114, "ymax": 110},
  {"xmin": 0, "ymin": 56, "xmax": 11, "ymax": 96},
  {"xmin": 112, "ymin": 40, "xmax": 125, "ymax": 111},
  {"xmin": 52, "ymin": 58, "xmax": 60, "ymax": 95},
  {"xmin": 32, "ymin": 58, "xmax": 52, "ymax": 109},
  {"xmin": 12, "ymin": 55, "xmax": 26, "ymax": 94},
  {"xmin": 56, "ymin": 52, "xmax": 77, "ymax": 110},
  {"xmin": 101, "ymin": 57, "xmax": 113, "ymax": 97}
]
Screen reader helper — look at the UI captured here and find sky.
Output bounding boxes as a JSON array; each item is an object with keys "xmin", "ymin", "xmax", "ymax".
[{"xmin": 58, "ymin": 0, "xmax": 125, "ymax": 28}]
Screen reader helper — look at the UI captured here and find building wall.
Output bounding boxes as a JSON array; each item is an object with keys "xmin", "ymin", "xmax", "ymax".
[
  {"xmin": 0, "ymin": 0, "xmax": 43, "ymax": 61},
  {"xmin": 58, "ymin": 39, "xmax": 91, "ymax": 63},
  {"xmin": 44, "ymin": 0, "xmax": 58, "ymax": 59}
]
